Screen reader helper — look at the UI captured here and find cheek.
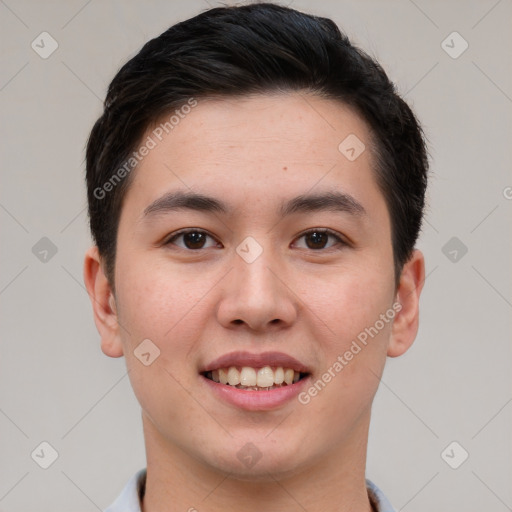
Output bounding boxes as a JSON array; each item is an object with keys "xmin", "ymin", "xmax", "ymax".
[
  {"xmin": 116, "ymin": 257, "xmax": 202, "ymax": 342},
  {"xmin": 297, "ymin": 311, "xmax": 392, "ymax": 440},
  {"xmin": 114, "ymin": 258, "xmax": 216, "ymax": 394},
  {"xmin": 115, "ymin": 266, "xmax": 206, "ymax": 425},
  {"xmin": 294, "ymin": 261, "xmax": 394, "ymax": 412},
  {"xmin": 296, "ymin": 261, "xmax": 395, "ymax": 343}
]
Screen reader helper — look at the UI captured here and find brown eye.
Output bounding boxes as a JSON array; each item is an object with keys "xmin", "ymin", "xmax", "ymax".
[
  {"xmin": 294, "ymin": 229, "xmax": 346, "ymax": 251},
  {"xmin": 305, "ymin": 231, "xmax": 329, "ymax": 249},
  {"xmin": 165, "ymin": 230, "xmax": 218, "ymax": 250}
]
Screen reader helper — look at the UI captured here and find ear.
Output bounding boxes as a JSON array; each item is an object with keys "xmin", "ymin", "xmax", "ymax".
[
  {"xmin": 387, "ymin": 249, "xmax": 425, "ymax": 358},
  {"xmin": 83, "ymin": 246, "xmax": 124, "ymax": 358}
]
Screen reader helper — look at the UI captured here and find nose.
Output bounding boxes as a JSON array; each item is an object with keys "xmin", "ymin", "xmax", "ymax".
[{"xmin": 216, "ymin": 242, "xmax": 298, "ymax": 332}]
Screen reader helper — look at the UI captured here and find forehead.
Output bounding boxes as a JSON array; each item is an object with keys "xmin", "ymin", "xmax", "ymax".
[
  {"xmin": 147, "ymin": 93, "xmax": 373, "ymax": 164},
  {"xmin": 123, "ymin": 92, "xmax": 383, "ymax": 220}
]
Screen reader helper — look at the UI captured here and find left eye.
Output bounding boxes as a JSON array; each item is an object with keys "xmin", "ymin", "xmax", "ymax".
[
  {"xmin": 164, "ymin": 228, "xmax": 346, "ymax": 251},
  {"xmin": 293, "ymin": 229, "xmax": 346, "ymax": 250}
]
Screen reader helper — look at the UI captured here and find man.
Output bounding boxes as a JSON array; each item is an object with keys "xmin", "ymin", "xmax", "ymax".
[{"xmin": 83, "ymin": 3, "xmax": 428, "ymax": 511}]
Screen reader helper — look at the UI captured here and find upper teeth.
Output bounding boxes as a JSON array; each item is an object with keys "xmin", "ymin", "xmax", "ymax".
[{"xmin": 210, "ymin": 366, "xmax": 301, "ymax": 387}]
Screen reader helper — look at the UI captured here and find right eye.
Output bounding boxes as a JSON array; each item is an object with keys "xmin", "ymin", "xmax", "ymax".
[{"xmin": 163, "ymin": 229, "xmax": 221, "ymax": 250}]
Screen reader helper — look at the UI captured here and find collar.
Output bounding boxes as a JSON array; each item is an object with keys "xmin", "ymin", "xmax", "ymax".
[{"xmin": 105, "ymin": 468, "xmax": 397, "ymax": 512}]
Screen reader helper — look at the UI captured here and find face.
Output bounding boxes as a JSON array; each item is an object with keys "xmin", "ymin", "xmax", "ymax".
[{"xmin": 85, "ymin": 92, "xmax": 424, "ymax": 480}]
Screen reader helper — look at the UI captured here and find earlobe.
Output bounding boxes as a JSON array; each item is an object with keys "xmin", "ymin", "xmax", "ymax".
[
  {"xmin": 83, "ymin": 246, "xmax": 124, "ymax": 358},
  {"xmin": 387, "ymin": 249, "xmax": 425, "ymax": 358}
]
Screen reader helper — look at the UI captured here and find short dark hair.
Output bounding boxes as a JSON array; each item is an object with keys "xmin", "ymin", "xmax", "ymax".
[{"xmin": 86, "ymin": 2, "xmax": 429, "ymax": 291}]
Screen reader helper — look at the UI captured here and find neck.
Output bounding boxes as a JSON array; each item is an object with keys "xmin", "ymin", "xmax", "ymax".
[{"xmin": 140, "ymin": 413, "xmax": 374, "ymax": 512}]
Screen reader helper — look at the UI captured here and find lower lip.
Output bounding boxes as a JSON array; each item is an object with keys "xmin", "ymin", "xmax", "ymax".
[{"xmin": 200, "ymin": 374, "xmax": 311, "ymax": 411}]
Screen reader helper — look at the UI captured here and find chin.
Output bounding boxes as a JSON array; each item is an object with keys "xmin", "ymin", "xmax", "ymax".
[{"xmin": 199, "ymin": 439, "xmax": 309, "ymax": 481}]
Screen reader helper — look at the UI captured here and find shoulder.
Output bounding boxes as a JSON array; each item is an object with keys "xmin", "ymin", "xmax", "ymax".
[
  {"xmin": 366, "ymin": 478, "xmax": 397, "ymax": 512},
  {"xmin": 104, "ymin": 468, "xmax": 147, "ymax": 512}
]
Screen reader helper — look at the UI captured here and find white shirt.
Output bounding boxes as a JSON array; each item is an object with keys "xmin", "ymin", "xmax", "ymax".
[{"xmin": 104, "ymin": 468, "xmax": 397, "ymax": 512}]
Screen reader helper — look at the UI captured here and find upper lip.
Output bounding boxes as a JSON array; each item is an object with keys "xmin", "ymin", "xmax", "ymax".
[{"xmin": 201, "ymin": 351, "xmax": 311, "ymax": 373}]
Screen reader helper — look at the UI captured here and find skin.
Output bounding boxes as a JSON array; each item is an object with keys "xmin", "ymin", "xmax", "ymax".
[{"xmin": 84, "ymin": 92, "xmax": 425, "ymax": 512}]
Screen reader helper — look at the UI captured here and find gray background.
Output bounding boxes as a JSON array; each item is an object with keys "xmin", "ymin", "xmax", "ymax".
[{"xmin": 1, "ymin": 0, "xmax": 511, "ymax": 510}]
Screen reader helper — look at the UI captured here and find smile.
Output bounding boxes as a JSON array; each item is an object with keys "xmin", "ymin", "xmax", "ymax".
[
  {"xmin": 199, "ymin": 350, "xmax": 312, "ymax": 410},
  {"xmin": 202, "ymin": 365, "xmax": 309, "ymax": 391}
]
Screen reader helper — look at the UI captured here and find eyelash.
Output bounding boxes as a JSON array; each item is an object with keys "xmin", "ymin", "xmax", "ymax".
[{"xmin": 163, "ymin": 228, "xmax": 348, "ymax": 252}]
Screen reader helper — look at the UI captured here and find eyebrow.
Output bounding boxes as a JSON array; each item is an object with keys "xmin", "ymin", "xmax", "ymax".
[{"xmin": 140, "ymin": 189, "xmax": 367, "ymax": 222}]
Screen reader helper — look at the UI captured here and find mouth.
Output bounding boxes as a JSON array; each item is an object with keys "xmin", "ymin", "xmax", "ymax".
[
  {"xmin": 201, "ymin": 366, "xmax": 310, "ymax": 391},
  {"xmin": 199, "ymin": 351, "xmax": 312, "ymax": 409}
]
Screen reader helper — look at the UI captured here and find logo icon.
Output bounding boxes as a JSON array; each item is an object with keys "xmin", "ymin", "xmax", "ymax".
[
  {"xmin": 441, "ymin": 32, "xmax": 469, "ymax": 59},
  {"xmin": 442, "ymin": 236, "xmax": 468, "ymax": 263},
  {"xmin": 236, "ymin": 442, "xmax": 262, "ymax": 468},
  {"xmin": 338, "ymin": 134, "xmax": 366, "ymax": 161},
  {"xmin": 441, "ymin": 441, "xmax": 469, "ymax": 469},
  {"xmin": 134, "ymin": 339, "xmax": 161, "ymax": 366},
  {"xmin": 236, "ymin": 236, "xmax": 263, "ymax": 264},
  {"xmin": 32, "ymin": 237, "xmax": 58, "ymax": 263},
  {"xmin": 31, "ymin": 441, "xmax": 59, "ymax": 469},
  {"xmin": 31, "ymin": 32, "xmax": 59, "ymax": 59}
]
